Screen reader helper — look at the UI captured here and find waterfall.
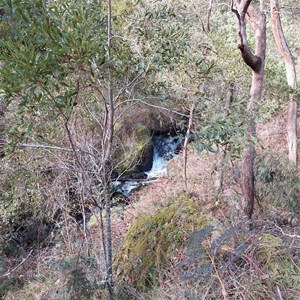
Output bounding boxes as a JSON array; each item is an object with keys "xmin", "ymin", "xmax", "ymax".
[
  {"xmin": 114, "ymin": 133, "xmax": 185, "ymax": 197},
  {"xmin": 145, "ymin": 134, "xmax": 184, "ymax": 177}
]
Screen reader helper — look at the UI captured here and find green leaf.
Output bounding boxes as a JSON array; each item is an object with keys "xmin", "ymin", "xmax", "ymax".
[{"xmin": 27, "ymin": 123, "xmax": 34, "ymax": 132}]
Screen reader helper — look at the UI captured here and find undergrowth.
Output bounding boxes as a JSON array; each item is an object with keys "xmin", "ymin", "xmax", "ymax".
[
  {"xmin": 116, "ymin": 218, "xmax": 300, "ymax": 300},
  {"xmin": 255, "ymin": 153, "xmax": 300, "ymax": 215}
]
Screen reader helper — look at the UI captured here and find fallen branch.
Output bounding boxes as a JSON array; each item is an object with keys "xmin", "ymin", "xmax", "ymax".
[
  {"xmin": 0, "ymin": 250, "xmax": 33, "ymax": 279},
  {"xmin": 274, "ymin": 223, "xmax": 300, "ymax": 239}
]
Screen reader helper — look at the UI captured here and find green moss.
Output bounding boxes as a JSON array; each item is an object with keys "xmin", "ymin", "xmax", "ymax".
[
  {"xmin": 114, "ymin": 199, "xmax": 214, "ymax": 290},
  {"xmin": 135, "ymin": 124, "xmax": 150, "ymax": 142},
  {"xmin": 257, "ymin": 234, "xmax": 300, "ymax": 290},
  {"xmin": 114, "ymin": 123, "xmax": 152, "ymax": 173}
]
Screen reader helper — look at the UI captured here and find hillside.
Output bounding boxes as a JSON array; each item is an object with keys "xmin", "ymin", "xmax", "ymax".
[{"xmin": 1, "ymin": 0, "xmax": 300, "ymax": 299}]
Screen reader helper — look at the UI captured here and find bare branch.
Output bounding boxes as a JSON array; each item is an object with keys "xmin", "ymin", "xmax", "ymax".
[
  {"xmin": 113, "ymin": 68, "xmax": 147, "ymax": 103},
  {"xmin": 276, "ymin": 286, "xmax": 284, "ymax": 300},
  {"xmin": 115, "ymin": 98, "xmax": 190, "ymax": 117},
  {"xmin": 231, "ymin": 0, "xmax": 239, "ymax": 17},
  {"xmin": 0, "ymin": 141, "xmax": 98, "ymax": 159},
  {"xmin": 183, "ymin": 103, "xmax": 195, "ymax": 190},
  {"xmin": 274, "ymin": 223, "xmax": 300, "ymax": 239},
  {"xmin": 0, "ymin": 250, "xmax": 33, "ymax": 279}
]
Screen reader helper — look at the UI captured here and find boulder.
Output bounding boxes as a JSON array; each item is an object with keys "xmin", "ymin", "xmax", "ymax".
[{"xmin": 114, "ymin": 198, "xmax": 219, "ymax": 290}]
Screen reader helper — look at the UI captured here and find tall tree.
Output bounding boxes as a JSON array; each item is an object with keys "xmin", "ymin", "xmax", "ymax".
[
  {"xmin": 102, "ymin": 0, "xmax": 114, "ymax": 297},
  {"xmin": 232, "ymin": 0, "xmax": 266, "ymax": 219},
  {"xmin": 0, "ymin": 61, "xmax": 4, "ymax": 158},
  {"xmin": 0, "ymin": 1, "xmax": 141, "ymax": 298},
  {"xmin": 270, "ymin": 0, "xmax": 298, "ymax": 166}
]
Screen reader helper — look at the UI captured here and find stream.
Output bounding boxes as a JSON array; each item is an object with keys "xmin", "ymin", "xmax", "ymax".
[{"xmin": 113, "ymin": 134, "xmax": 185, "ymax": 197}]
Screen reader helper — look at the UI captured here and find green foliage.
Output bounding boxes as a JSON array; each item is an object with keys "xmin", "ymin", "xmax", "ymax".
[
  {"xmin": 259, "ymin": 59, "xmax": 289, "ymax": 120},
  {"xmin": 2, "ymin": 255, "xmax": 105, "ymax": 300},
  {"xmin": 0, "ymin": 0, "xmax": 142, "ymax": 141},
  {"xmin": 45, "ymin": 256, "xmax": 98, "ymax": 300},
  {"xmin": 0, "ymin": 150, "xmax": 54, "ymax": 253},
  {"xmin": 195, "ymin": 114, "xmax": 246, "ymax": 158},
  {"xmin": 114, "ymin": 122, "xmax": 152, "ymax": 173},
  {"xmin": 255, "ymin": 153, "xmax": 300, "ymax": 214},
  {"xmin": 0, "ymin": 0, "xmax": 146, "ymax": 252},
  {"xmin": 0, "ymin": 0, "xmax": 101, "ymax": 144},
  {"xmin": 208, "ymin": 17, "xmax": 249, "ymax": 81},
  {"xmin": 127, "ymin": 0, "xmax": 214, "ymax": 104},
  {"xmin": 0, "ymin": 276, "xmax": 24, "ymax": 299},
  {"xmin": 1, "ymin": 0, "xmax": 300, "ymax": 298}
]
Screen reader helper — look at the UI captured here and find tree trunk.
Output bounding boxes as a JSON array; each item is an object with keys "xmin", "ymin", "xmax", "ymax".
[
  {"xmin": 232, "ymin": 0, "xmax": 266, "ymax": 219},
  {"xmin": 206, "ymin": 0, "xmax": 213, "ymax": 32},
  {"xmin": 240, "ymin": 118, "xmax": 256, "ymax": 218},
  {"xmin": 270, "ymin": 0, "xmax": 298, "ymax": 166},
  {"xmin": 100, "ymin": 0, "xmax": 115, "ymax": 298}
]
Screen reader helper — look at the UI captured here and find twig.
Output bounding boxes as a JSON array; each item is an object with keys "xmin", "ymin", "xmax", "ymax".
[
  {"xmin": 114, "ymin": 98, "xmax": 190, "ymax": 117},
  {"xmin": 0, "ymin": 250, "xmax": 33, "ymax": 279},
  {"xmin": 183, "ymin": 103, "xmax": 195, "ymax": 190},
  {"xmin": 0, "ymin": 141, "xmax": 73, "ymax": 152},
  {"xmin": 274, "ymin": 223, "xmax": 300, "ymax": 239},
  {"xmin": 206, "ymin": 241, "xmax": 229, "ymax": 300},
  {"xmin": 113, "ymin": 69, "xmax": 147, "ymax": 103},
  {"xmin": 0, "ymin": 141, "xmax": 97, "ymax": 158},
  {"xmin": 276, "ymin": 285, "xmax": 284, "ymax": 300}
]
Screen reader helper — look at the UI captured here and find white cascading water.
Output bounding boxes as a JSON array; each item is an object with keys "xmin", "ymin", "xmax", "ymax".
[
  {"xmin": 114, "ymin": 134, "xmax": 185, "ymax": 197},
  {"xmin": 145, "ymin": 134, "xmax": 184, "ymax": 178}
]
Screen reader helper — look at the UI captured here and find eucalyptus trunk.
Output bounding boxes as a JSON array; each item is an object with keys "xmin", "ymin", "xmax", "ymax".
[
  {"xmin": 270, "ymin": 0, "xmax": 298, "ymax": 166},
  {"xmin": 232, "ymin": 0, "xmax": 266, "ymax": 219}
]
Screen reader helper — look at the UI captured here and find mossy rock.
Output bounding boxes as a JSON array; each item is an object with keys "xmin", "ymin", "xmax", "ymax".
[
  {"xmin": 257, "ymin": 233, "xmax": 300, "ymax": 290},
  {"xmin": 114, "ymin": 123, "xmax": 153, "ymax": 174},
  {"xmin": 113, "ymin": 106, "xmax": 184, "ymax": 175},
  {"xmin": 114, "ymin": 199, "xmax": 216, "ymax": 290}
]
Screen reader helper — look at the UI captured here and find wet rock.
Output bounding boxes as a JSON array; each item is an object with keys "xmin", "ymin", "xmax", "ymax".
[{"xmin": 136, "ymin": 143, "xmax": 154, "ymax": 172}]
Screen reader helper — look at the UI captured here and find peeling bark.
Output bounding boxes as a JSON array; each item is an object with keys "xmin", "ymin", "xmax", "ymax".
[
  {"xmin": 240, "ymin": 118, "xmax": 256, "ymax": 218},
  {"xmin": 287, "ymin": 96, "xmax": 297, "ymax": 164},
  {"xmin": 270, "ymin": 0, "xmax": 298, "ymax": 166}
]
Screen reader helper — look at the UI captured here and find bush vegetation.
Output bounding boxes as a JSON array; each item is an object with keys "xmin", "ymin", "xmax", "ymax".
[{"xmin": 0, "ymin": 0, "xmax": 300, "ymax": 299}]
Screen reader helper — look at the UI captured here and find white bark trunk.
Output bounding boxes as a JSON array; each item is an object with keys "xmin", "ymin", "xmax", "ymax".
[{"xmin": 270, "ymin": 0, "xmax": 298, "ymax": 166}]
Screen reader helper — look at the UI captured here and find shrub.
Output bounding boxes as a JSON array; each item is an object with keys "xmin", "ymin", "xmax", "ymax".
[{"xmin": 255, "ymin": 153, "xmax": 300, "ymax": 214}]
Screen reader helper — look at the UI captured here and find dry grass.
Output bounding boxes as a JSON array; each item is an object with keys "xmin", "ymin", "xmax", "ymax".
[{"xmin": 2, "ymin": 111, "xmax": 300, "ymax": 299}]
